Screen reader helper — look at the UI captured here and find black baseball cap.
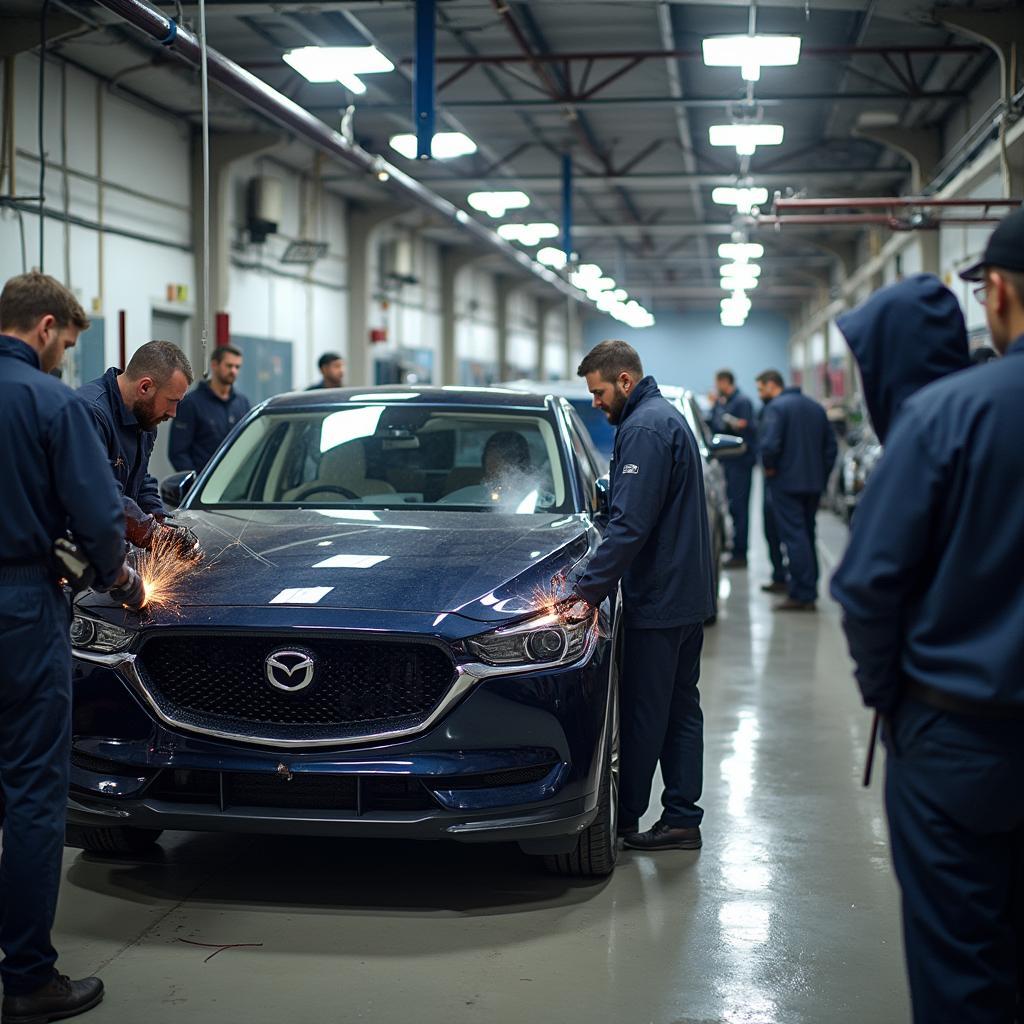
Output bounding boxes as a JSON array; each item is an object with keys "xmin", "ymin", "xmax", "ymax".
[{"xmin": 959, "ymin": 206, "xmax": 1024, "ymax": 281}]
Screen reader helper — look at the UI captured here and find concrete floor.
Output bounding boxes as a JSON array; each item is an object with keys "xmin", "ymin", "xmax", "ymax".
[{"xmin": 47, "ymin": 501, "xmax": 910, "ymax": 1024}]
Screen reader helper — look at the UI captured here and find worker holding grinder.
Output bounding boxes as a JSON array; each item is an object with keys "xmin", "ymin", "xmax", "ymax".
[
  {"xmin": 78, "ymin": 339, "xmax": 200, "ymax": 558},
  {"xmin": 0, "ymin": 272, "xmax": 145, "ymax": 1023}
]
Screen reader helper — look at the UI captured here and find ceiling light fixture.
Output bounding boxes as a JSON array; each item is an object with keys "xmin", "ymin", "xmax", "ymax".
[
  {"xmin": 467, "ymin": 191, "xmax": 530, "ymax": 218},
  {"xmin": 702, "ymin": 34, "xmax": 801, "ymax": 82},
  {"xmin": 283, "ymin": 46, "xmax": 394, "ymax": 95},
  {"xmin": 709, "ymin": 123, "xmax": 784, "ymax": 156},
  {"xmin": 496, "ymin": 222, "xmax": 559, "ymax": 246},
  {"xmin": 721, "ymin": 262, "xmax": 762, "ymax": 279},
  {"xmin": 536, "ymin": 246, "xmax": 568, "ymax": 269},
  {"xmin": 712, "ymin": 186, "xmax": 770, "ymax": 214},
  {"xmin": 390, "ymin": 132, "xmax": 477, "ymax": 160},
  {"xmin": 718, "ymin": 242, "xmax": 764, "ymax": 262}
]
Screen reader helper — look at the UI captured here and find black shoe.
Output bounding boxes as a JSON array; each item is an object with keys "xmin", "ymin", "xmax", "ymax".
[
  {"xmin": 622, "ymin": 821, "xmax": 702, "ymax": 851},
  {"xmin": 760, "ymin": 581, "xmax": 788, "ymax": 594},
  {"xmin": 774, "ymin": 597, "xmax": 816, "ymax": 612},
  {"xmin": 2, "ymin": 973, "xmax": 104, "ymax": 1024},
  {"xmin": 616, "ymin": 819, "xmax": 639, "ymax": 839},
  {"xmin": 723, "ymin": 557, "xmax": 747, "ymax": 569}
]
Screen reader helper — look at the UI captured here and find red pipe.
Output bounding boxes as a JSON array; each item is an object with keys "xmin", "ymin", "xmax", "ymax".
[{"xmin": 775, "ymin": 197, "xmax": 1023, "ymax": 210}]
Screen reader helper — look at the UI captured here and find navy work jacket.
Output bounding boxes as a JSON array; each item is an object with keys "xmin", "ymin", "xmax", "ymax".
[
  {"xmin": 0, "ymin": 336, "xmax": 124, "ymax": 586},
  {"xmin": 169, "ymin": 380, "xmax": 250, "ymax": 473},
  {"xmin": 759, "ymin": 386, "xmax": 837, "ymax": 494},
  {"xmin": 575, "ymin": 376, "xmax": 715, "ymax": 628},
  {"xmin": 709, "ymin": 387, "xmax": 757, "ymax": 467},
  {"xmin": 78, "ymin": 367, "xmax": 164, "ymax": 527}
]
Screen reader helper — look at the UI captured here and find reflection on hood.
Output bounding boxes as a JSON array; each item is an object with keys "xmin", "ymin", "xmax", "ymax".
[{"xmin": 836, "ymin": 273, "xmax": 970, "ymax": 443}]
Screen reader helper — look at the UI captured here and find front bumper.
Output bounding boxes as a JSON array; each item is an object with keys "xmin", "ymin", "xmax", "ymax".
[{"xmin": 68, "ymin": 633, "xmax": 612, "ymax": 849}]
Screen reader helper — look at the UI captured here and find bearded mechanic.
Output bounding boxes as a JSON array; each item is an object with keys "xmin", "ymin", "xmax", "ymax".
[
  {"xmin": 571, "ymin": 339, "xmax": 716, "ymax": 852},
  {"xmin": 78, "ymin": 340, "xmax": 200, "ymax": 557}
]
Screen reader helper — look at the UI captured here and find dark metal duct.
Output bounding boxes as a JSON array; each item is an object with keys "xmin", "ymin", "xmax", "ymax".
[{"xmin": 90, "ymin": 0, "xmax": 583, "ymax": 301}]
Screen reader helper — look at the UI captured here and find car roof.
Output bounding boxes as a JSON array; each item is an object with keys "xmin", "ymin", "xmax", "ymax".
[
  {"xmin": 262, "ymin": 385, "xmax": 554, "ymax": 411},
  {"xmin": 503, "ymin": 378, "xmax": 689, "ymax": 401}
]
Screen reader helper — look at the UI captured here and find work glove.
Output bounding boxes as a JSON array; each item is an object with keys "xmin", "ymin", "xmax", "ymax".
[
  {"xmin": 125, "ymin": 513, "xmax": 158, "ymax": 550},
  {"xmin": 108, "ymin": 565, "xmax": 146, "ymax": 611},
  {"xmin": 159, "ymin": 521, "xmax": 202, "ymax": 560},
  {"xmin": 53, "ymin": 536, "xmax": 96, "ymax": 592}
]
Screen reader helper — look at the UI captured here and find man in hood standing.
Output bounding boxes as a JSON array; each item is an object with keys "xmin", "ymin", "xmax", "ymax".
[{"xmin": 830, "ymin": 256, "xmax": 1024, "ymax": 1023}]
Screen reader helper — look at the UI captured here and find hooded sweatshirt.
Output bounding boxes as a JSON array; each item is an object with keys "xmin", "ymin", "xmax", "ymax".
[
  {"xmin": 835, "ymin": 273, "xmax": 970, "ymax": 444},
  {"xmin": 831, "ymin": 274, "xmax": 975, "ymax": 711}
]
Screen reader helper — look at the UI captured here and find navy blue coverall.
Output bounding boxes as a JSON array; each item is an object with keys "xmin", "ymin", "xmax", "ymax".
[
  {"xmin": 168, "ymin": 380, "xmax": 250, "ymax": 473},
  {"xmin": 575, "ymin": 376, "xmax": 715, "ymax": 831},
  {"xmin": 709, "ymin": 388, "xmax": 757, "ymax": 560},
  {"xmin": 0, "ymin": 336, "xmax": 124, "ymax": 997},
  {"xmin": 831, "ymin": 278, "xmax": 1024, "ymax": 1024},
  {"xmin": 756, "ymin": 399, "xmax": 785, "ymax": 584},
  {"xmin": 758, "ymin": 387, "xmax": 837, "ymax": 603},
  {"xmin": 78, "ymin": 367, "xmax": 164, "ymax": 540}
]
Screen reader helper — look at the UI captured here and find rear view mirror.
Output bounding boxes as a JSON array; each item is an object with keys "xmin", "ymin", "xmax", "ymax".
[
  {"xmin": 709, "ymin": 434, "xmax": 747, "ymax": 460},
  {"xmin": 160, "ymin": 470, "xmax": 196, "ymax": 509}
]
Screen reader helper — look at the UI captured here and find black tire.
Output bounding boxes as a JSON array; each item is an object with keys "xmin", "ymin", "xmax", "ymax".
[
  {"xmin": 544, "ymin": 681, "xmax": 620, "ymax": 878},
  {"xmin": 65, "ymin": 824, "xmax": 163, "ymax": 855}
]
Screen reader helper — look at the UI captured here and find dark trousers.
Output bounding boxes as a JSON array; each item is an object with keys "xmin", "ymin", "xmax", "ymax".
[
  {"xmin": 619, "ymin": 623, "xmax": 704, "ymax": 830},
  {"xmin": 723, "ymin": 462, "xmax": 753, "ymax": 560},
  {"xmin": 885, "ymin": 697, "xmax": 1024, "ymax": 1024},
  {"xmin": 763, "ymin": 488, "xmax": 786, "ymax": 584},
  {"xmin": 768, "ymin": 485, "xmax": 820, "ymax": 602},
  {"xmin": 0, "ymin": 572, "xmax": 71, "ymax": 997}
]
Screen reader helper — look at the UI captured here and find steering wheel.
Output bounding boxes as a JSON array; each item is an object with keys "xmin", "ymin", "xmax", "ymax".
[{"xmin": 293, "ymin": 483, "xmax": 360, "ymax": 501}]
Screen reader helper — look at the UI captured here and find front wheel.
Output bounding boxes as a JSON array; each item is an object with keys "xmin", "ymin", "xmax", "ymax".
[{"xmin": 544, "ymin": 682, "xmax": 620, "ymax": 878}]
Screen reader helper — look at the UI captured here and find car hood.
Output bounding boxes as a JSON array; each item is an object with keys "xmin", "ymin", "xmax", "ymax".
[{"xmin": 114, "ymin": 507, "xmax": 591, "ymax": 622}]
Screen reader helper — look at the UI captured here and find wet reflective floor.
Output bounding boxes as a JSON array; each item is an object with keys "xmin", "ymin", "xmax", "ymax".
[{"xmin": 48, "ymin": 501, "xmax": 910, "ymax": 1024}]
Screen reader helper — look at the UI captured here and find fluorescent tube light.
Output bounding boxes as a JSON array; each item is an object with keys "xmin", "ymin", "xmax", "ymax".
[
  {"xmin": 709, "ymin": 124, "xmax": 784, "ymax": 156},
  {"xmin": 712, "ymin": 186, "xmax": 770, "ymax": 214},
  {"xmin": 536, "ymin": 247, "xmax": 568, "ymax": 268},
  {"xmin": 702, "ymin": 35, "xmax": 801, "ymax": 82},
  {"xmin": 718, "ymin": 242, "xmax": 764, "ymax": 262},
  {"xmin": 496, "ymin": 222, "xmax": 559, "ymax": 246},
  {"xmin": 467, "ymin": 191, "xmax": 530, "ymax": 218},
  {"xmin": 721, "ymin": 262, "xmax": 762, "ymax": 278},
  {"xmin": 283, "ymin": 46, "xmax": 394, "ymax": 94},
  {"xmin": 390, "ymin": 132, "xmax": 477, "ymax": 160}
]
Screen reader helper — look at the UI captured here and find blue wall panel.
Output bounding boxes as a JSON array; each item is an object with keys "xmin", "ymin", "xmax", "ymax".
[{"xmin": 582, "ymin": 310, "xmax": 791, "ymax": 404}]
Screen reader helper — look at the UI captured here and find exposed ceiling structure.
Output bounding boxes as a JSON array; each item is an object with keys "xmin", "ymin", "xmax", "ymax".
[{"xmin": 18, "ymin": 0, "xmax": 1014, "ymax": 318}]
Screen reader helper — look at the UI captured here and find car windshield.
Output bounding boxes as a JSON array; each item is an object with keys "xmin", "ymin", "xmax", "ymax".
[{"xmin": 196, "ymin": 404, "xmax": 573, "ymax": 514}]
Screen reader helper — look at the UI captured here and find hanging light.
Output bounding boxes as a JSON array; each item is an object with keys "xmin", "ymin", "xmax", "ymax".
[
  {"xmin": 536, "ymin": 246, "xmax": 568, "ymax": 268},
  {"xmin": 496, "ymin": 222, "xmax": 559, "ymax": 246},
  {"xmin": 702, "ymin": 35, "xmax": 801, "ymax": 82},
  {"xmin": 467, "ymin": 191, "xmax": 530, "ymax": 218},
  {"xmin": 390, "ymin": 132, "xmax": 477, "ymax": 160},
  {"xmin": 283, "ymin": 46, "xmax": 394, "ymax": 94},
  {"xmin": 712, "ymin": 186, "xmax": 769, "ymax": 214},
  {"xmin": 718, "ymin": 242, "xmax": 764, "ymax": 262},
  {"xmin": 709, "ymin": 124, "xmax": 784, "ymax": 156}
]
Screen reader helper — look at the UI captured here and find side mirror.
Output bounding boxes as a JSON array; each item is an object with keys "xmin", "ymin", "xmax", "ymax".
[
  {"xmin": 160, "ymin": 470, "xmax": 196, "ymax": 509},
  {"xmin": 595, "ymin": 474, "xmax": 610, "ymax": 514},
  {"xmin": 709, "ymin": 434, "xmax": 747, "ymax": 460}
]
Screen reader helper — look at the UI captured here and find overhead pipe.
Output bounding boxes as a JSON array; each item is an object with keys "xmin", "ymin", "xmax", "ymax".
[
  {"xmin": 89, "ymin": 0, "xmax": 585, "ymax": 303},
  {"xmin": 774, "ymin": 196, "xmax": 1022, "ymax": 210}
]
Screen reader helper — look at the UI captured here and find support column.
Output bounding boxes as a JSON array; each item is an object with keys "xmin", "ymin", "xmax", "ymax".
[
  {"xmin": 346, "ymin": 203, "xmax": 405, "ymax": 387},
  {"xmin": 919, "ymin": 232, "xmax": 941, "ymax": 276},
  {"xmin": 190, "ymin": 131, "xmax": 278, "ymax": 370},
  {"xmin": 565, "ymin": 297, "xmax": 584, "ymax": 378},
  {"xmin": 440, "ymin": 246, "xmax": 479, "ymax": 385},
  {"xmin": 536, "ymin": 297, "xmax": 561, "ymax": 382},
  {"xmin": 496, "ymin": 276, "xmax": 534, "ymax": 381}
]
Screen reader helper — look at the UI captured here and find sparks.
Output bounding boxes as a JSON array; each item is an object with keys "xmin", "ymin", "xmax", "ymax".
[{"xmin": 131, "ymin": 529, "xmax": 203, "ymax": 613}]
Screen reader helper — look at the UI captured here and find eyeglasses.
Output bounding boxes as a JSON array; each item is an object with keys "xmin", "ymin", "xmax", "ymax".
[{"xmin": 973, "ymin": 283, "xmax": 988, "ymax": 306}]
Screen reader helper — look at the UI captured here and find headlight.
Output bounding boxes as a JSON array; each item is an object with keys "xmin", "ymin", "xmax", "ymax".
[
  {"xmin": 465, "ymin": 608, "xmax": 596, "ymax": 668},
  {"xmin": 70, "ymin": 613, "xmax": 135, "ymax": 654}
]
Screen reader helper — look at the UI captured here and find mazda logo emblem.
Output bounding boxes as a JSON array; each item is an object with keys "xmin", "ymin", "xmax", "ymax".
[{"xmin": 265, "ymin": 649, "xmax": 315, "ymax": 692}]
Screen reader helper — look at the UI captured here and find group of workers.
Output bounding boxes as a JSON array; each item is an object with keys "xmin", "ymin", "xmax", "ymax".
[
  {"xmin": 1, "ymin": 208, "xmax": 1023, "ymax": 1024},
  {"xmin": 708, "ymin": 366, "xmax": 837, "ymax": 611}
]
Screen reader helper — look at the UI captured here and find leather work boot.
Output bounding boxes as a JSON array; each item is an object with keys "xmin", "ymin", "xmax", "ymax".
[
  {"xmin": 622, "ymin": 821, "xmax": 702, "ymax": 851},
  {"xmin": 775, "ymin": 598, "xmax": 817, "ymax": 612},
  {"xmin": 2, "ymin": 973, "xmax": 103, "ymax": 1024},
  {"xmin": 760, "ymin": 581, "xmax": 788, "ymax": 594}
]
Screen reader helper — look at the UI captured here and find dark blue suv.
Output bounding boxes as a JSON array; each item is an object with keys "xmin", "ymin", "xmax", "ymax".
[{"xmin": 67, "ymin": 388, "xmax": 621, "ymax": 876}]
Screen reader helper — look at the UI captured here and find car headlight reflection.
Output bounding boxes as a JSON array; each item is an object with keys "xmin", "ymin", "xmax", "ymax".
[
  {"xmin": 70, "ymin": 613, "xmax": 135, "ymax": 654},
  {"xmin": 465, "ymin": 608, "xmax": 595, "ymax": 668}
]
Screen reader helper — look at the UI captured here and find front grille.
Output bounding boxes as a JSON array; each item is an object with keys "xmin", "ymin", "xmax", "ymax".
[
  {"xmin": 147, "ymin": 769, "xmax": 437, "ymax": 812},
  {"xmin": 136, "ymin": 634, "xmax": 456, "ymax": 744}
]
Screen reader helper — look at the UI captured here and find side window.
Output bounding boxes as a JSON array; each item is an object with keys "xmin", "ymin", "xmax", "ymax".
[
  {"xmin": 563, "ymin": 405, "xmax": 600, "ymax": 512},
  {"xmin": 686, "ymin": 397, "xmax": 711, "ymax": 457}
]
